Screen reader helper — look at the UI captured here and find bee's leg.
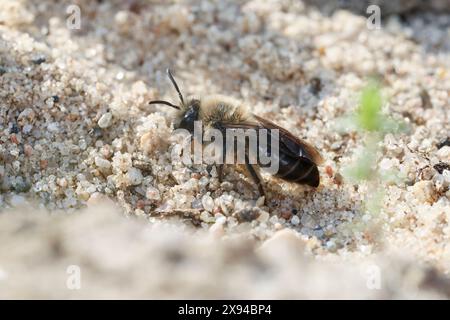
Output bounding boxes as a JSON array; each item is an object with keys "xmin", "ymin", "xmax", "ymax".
[
  {"xmin": 217, "ymin": 164, "xmax": 224, "ymax": 182},
  {"xmin": 244, "ymin": 154, "xmax": 266, "ymax": 200},
  {"xmin": 217, "ymin": 135, "xmax": 228, "ymax": 183},
  {"xmin": 188, "ymin": 134, "xmax": 195, "ymax": 155},
  {"xmin": 245, "ymin": 162, "xmax": 266, "ymax": 199}
]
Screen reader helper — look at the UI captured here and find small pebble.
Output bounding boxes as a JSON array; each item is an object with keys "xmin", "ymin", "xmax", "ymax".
[
  {"xmin": 412, "ymin": 180, "xmax": 436, "ymax": 204},
  {"xmin": 325, "ymin": 165, "xmax": 333, "ymax": 178},
  {"xmin": 200, "ymin": 211, "xmax": 213, "ymax": 223},
  {"xmin": 146, "ymin": 186, "xmax": 160, "ymax": 201},
  {"xmin": 10, "ymin": 134, "xmax": 19, "ymax": 144},
  {"xmin": 279, "ymin": 209, "xmax": 292, "ymax": 220},
  {"xmin": 191, "ymin": 198, "xmax": 203, "ymax": 209},
  {"xmin": 437, "ymin": 137, "xmax": 450, "ymax": 149},
  {"xmin": 326, "ymin": 240, "xmax": 337, "ymax": 252},
  {"xmin": 235, "ymin": 208, "xmax": 261, "ymax": 222},
  {"xmin": 434, "ymin": 162, "xmax": 450, "ymax": 175},
  {"xmin": 201, "ymin": 194, "xmax": 215, "ymax": 212},
  {"xmin": 257, "ymin": 210, "xmax": 270, "ymax": 223},
  {"xmin": 95, "ymin": 156, "xmax": 112, "ymax": 169},
  {"xmin": 31, "ymin": 56, "xmax": 46, "ymax": 65},
  {"xmin": 126, "ymin": 168, "xmax": 143, "ymax": 186},
  {"xmin": 40, "ymin": 159, "xmax": 48, "ymax": 170},
  {"xmin": 24, "ymin": 145, "xmax": 33, "ymax": 157},
  {"xmin": 9, "ymin": 124, "xmax": 19, "ymax": 134},
  {"xmin": 291, "ymin": 215, "xmax": 300, "ymax": 225},
  {"xmin": 255, "ymin": 196, "xmax": 265, "ymax": 207},
  {"xmin": 436, "ymin": 146, "xmax": 450, "ymax": 161},
  {"xmin": 310, "ymin": 77, "xmax": 322, "ymax": 95},
  {"xmin": 136, "ymin": 199, "xmax": 145, "ymax": 209},
  {"xmin": 98, "ymin": 113, "xmax": 113, "ymax": 129},
  {"xmin": 57, "ymin": 178, "xmax": 68, "ymax": 188}
]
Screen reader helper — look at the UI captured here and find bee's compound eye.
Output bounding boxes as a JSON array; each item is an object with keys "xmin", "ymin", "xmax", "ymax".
[{"xmin": 177, "ymin": 106, "xmax": 199, "ymax": 133}]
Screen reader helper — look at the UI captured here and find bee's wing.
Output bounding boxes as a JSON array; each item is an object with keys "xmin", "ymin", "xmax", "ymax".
[
  {"xmin": 252, "ymin": 114, "xmax": 324, "ymax": 165},
  {"xmin": 217, "ymin": 115, "xmax": 323, "ymax": 165}
]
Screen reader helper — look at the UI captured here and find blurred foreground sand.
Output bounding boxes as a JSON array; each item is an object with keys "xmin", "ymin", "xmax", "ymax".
[{"xmin": 1, "ymin": 202, "xmax": 450, "ymax": 299}]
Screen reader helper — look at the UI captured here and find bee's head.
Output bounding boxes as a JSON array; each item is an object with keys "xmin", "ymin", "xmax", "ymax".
[
  {"xmin": 176, "ymin": 99, "xmax": 200, "ymax": 133},
  {"xmin": 149, "ymin": 69, "xmax": 199, "ymax": 134}
]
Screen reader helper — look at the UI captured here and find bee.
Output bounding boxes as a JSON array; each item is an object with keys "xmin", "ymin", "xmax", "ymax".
[{"xmin": 149, "ymin": 69, "xmax": 323, "ymax": 199}]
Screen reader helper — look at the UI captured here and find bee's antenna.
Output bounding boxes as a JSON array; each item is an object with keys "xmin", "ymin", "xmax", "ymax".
[
  {"xmin": 166, "ymin": 68, "xmax": 185, "ymax": 106},
  {"xmin": 148, "ymin": 100, "xmax": 180, "ymax": 110}
]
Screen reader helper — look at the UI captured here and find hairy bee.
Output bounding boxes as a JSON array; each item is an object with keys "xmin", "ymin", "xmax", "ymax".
[{"xmin": 149, "ymin": 69, "xmax": 323, "ymax": 198}]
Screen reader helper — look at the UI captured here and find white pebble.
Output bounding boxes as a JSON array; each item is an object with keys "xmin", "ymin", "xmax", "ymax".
[
  {"xmin": 255, "ymin": 196, "xmax": 265, "ymax": 207},
  {"xmin": 94, "ymin": 156, "xmax": 111, "ymax": 169},
  {"xmin": 291, "ymin": 215, "xmax": 300, "ymax": 225},
  {"xmin": 126, "ymin": 168, "xmax": 143, "ymax": 186},
  {"xmin": 200, "ymin": 211, "xmax": 213, "ymax": 222},
  {"xmin": 146, "ymin": 186, "xmax": 160, "ymax": 200},
  {"xmin": 437, "ymin": 146, "xmax": 450, "ymax": 161},
  {"xmin": 201, "ymin": 194, "xmax": 215, "ymax": 212},
  {"xmin": 98, "ymin": 112, "xmax": 113, "ymax": 128},
  {"xmin": 326, "ymin": 240, "xmax": 337, "ymax": 252},
  {"xmin": 257, "ymin": 211, "xmax": 270, "ymax": 223},
  {"xmin": 47, "ymin": 122, "xmax": 59, "ymax": 132}
]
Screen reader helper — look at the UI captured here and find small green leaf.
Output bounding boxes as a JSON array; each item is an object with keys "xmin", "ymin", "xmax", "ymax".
[{"xmin": 357, "ymin": 82, "xmax": 383, "ymax": 132}]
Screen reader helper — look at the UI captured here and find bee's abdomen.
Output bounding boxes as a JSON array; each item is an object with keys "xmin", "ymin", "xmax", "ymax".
[{"xmin": 273, "ymin": 153, "xmax": 320, "ymax": 187}]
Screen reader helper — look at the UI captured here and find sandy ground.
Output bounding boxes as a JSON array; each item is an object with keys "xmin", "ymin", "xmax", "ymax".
[{"xmin": 0, "ymin": 0, "xmax": 449, "ymax": 298}]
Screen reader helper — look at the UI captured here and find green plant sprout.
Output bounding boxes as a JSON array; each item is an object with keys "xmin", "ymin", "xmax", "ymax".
[
  {"xmin": 338, "ymin": 80, "xmax": 407, "ymax": 215},
  {"xmin": 357, "ymin": 81, "xmax": 383, "ymax": 132}
]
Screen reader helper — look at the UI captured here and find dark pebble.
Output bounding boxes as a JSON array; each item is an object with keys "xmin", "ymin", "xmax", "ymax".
[
  {"xmin": 434, "ymin": 162, "xmax": 450, "ymax": 174},
  {"xmin": 10, "ymin": 123, "xmax": 19, "ymax": 134},
  {"xmin": 420, "ymin": 88, "xmax": 433, "ymax": 109},
  {"xmin": 31, "ymin": 57, "xmax": 46, "ymax": 65},
  {"xmin": 234, "ymin": 208, "xmax": 261, "ymax": 222},
  {"xmin": 310, "ymin": 77, "xmax": 322, "ymax": 95},
  {"xmin": 437, "ymin": 137, "xmax": 450, "ymax": 149},
  {"xmin": 89, "ymin": 127, "xmax": 103, "ymax": 138}
]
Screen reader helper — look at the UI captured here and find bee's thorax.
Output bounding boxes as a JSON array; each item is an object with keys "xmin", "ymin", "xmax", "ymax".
[{"xmin": 198, "ymin": 95, "xmax": 249, "ymax": 128}]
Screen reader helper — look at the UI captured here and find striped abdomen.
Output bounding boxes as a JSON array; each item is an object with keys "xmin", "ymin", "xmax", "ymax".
[{"xmin": 273, "ymin": 152, "xmax": 320, "ymax": 187}]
